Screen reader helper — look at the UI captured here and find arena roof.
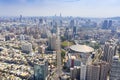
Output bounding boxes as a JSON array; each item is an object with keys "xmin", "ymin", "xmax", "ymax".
[{"xmin": 70, "ymin": 44, "xmax": 94, "ymax": 53}]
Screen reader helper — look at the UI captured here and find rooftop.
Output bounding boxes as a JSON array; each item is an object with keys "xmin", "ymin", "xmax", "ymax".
[{"xmin": 70, "ymin": 44, "xmax": 94, "ymax": 53}]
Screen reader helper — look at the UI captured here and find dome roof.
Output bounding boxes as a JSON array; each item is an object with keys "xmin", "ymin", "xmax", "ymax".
[{"xmin": 70, "ymin": 44, "xmax": 94, "ymax": 53}]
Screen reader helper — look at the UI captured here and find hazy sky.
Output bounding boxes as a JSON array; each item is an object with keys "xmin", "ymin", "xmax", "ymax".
[{"xmin": 0, "ymin": 0, "xmax": 120, "ymax": 17}]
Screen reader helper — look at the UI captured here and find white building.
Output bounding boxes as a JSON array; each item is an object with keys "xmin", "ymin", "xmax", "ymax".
[
  {"xmin": 20, "ymin": 34, "xmax": 25, "ymax": 40},
  {"xmin": 21, "ymin": 42, "xmax": 32, "ymax": 53},
  {"xmin": 48, "ymin": 34, "xmax": 57, "ymax": 51},
  {"xmin": 80, "ymin": 64, "xmax": 87, "ymax": 80}
]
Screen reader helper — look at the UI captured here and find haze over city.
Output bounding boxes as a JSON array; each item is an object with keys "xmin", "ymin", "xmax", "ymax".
[
  {"xmin": 0, "ymin": 0, "xmax": 120, "ymax": 17},
  {"xmin": 1, "ymin": 0, "xmax": 120, "ymax": 80}
]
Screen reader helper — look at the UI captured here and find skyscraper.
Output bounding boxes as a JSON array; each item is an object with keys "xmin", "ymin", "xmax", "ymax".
[
  {"xmin": 48, "ymin": 34, "xmax": 57, "ymax": 51},
  {"xmin": 70, "ymin": 19, "xmax": 75, "ymax": 28},
  {"xmin": 102, "ymin": 20, "xmax": 108, "ymax": 29},
  {"xmin": 34, "ymin": 59, "xmax": 48, "ymax": 80},
  {"xmin": 80, "ymin": 65, "xmax": 87, "ymax": 80},
  {"xmin": 70, "ymin": 66, "xmax": 80, "ymax": 80},
  {"xmin": 110, "ymin": 56, "xmax": 120, "ymax": 80},
  {"xmin": 102, "ymin": 20, "xmax": 112, "ymax": 29},
  {"xmin": 108, "ymin": 20, "xmax": 112, "ymax": 28},
  {"xmin": 86, "ymin": 64, "xmax": 100, "ymax": 80},
  {"xmin": 73, "ymin": 26, "xmax": 77, "ymax": 38},
  {"xmin": 86, "ymin": 61, "xmax": 109, "ymax": 80},
  {"xmin": 102, "ymin": 41, "xmax": 117, "ymax": 65},
  {"xmin": 19, "ymin": 15, "xmax": 22, "ymax": 22}
]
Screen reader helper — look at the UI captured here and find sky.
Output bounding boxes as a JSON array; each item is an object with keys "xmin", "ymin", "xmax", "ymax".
[{"xmin": 0, "ymin": 0, "xmax": 120, "ymax": 17}]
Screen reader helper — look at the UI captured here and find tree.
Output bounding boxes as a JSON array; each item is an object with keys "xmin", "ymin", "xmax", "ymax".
[
  {"xmin": 61, "ymin": 50, "xmax": 66, "ymax": 64},
  {"xmin": 61, "ymin": 50, "xmax": 66, "ymax": 59}
]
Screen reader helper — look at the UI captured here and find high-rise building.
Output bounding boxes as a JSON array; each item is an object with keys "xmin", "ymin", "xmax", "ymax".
[
  {"xmin": 108, "ymin": 20, "xmax": 112, "ymax": 28},
  {"xmin": 86, "ymin": 64, "xmax": 100, "ymax": 80},
  {"xmin": 70, "ymin": 19, "xmax": 75, "ymax": 28},
  {"xmin": 86, "ymin": 61, "xmax": 109, "ymax": 80},
  {"xmin": 102, "ymin": 41, "xmax": 117, "ymax": 64},
  {"xmin": 21, "ymin": 42, "xmax": 32, "ymax": 54},
  {"xmin": 102, "ymin": 20, "xmax": 112, "ymax": 29},
  {"xmin": 80, "ymin": 64, "xmax": 87, "ymax": 80},
  {"xmin": 48, "ymin": 34, "xmax": 57, "ymax": 51},
  {"xmin": 98, "ymin": 62, "xmax": 109, "ymax": 80},
  {"xmin": 102, "ymin": 20, "xmax": 108, "ymax": 29},
  {"xmin": 73, "ymin": 26, "xmax": 77, "ymax": 38},
  {"xmin": 73, "ymin": 26, "xmax": 77, "ymax": 34},
  {"xmin": 70, "ymin": 68, "xmax": 75, "ymax": 80},
  {"xmin": 110, "ymin": 56, "xmax": 120, "ymax": 80},
  {"xmin": 70, "ymin": 66, "xmax": 80, "ymax": 80},
  {"xmin": 34, "ymin": 58, "xmax": 48, "ymax": 80},
  {"xmin": 39, "ymin": 18, "xmax": 43, "ymax": 24},
  {"xmin": 19, "ymin": 15, "xmax": 22, "ymax": 22},
  {"xmin": 64, "ymin": 27, "xmax": 72, "ymax": 40}
]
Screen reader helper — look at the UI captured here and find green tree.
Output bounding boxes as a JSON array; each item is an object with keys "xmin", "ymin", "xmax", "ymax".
[{"xmin": 61, "ymin": 50, "xmax": 66, "ymax": 64}]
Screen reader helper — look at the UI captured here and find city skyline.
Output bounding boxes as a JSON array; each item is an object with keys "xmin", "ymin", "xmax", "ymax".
[
  {"xmin": 0, "ymin": 6, "xmax": 120, "ymax": 79},
  {"xmin": 0, "ymin": 0, "xmax": 120, "ymax": 17}
]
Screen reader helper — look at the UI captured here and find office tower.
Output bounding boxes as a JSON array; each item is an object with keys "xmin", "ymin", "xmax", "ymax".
[
  {"xmin": 70, "ymin": 68, "xmax": 74, "ymax": 80},
  {"xmin": 70, "ymin": 20, "xmax": 77, "ymax": 38},
  {"xmin": 34, "ymin": 59, "xmax": 48, "ymax": 80},
  {"xmin": 110, "ymin": 56, "xmax": 120, "ymax": 80},
  {"xmin": 102, "ymin": 41, "xmax": 117, "ymax": 64},
  {"xmin": 51, "ymin": 20, "xmax": 57, "ymax": 34},
  {"xmin": 73, "ymin": 26, "xmax": 77, "ymax": 38},
  {"xmin": 102, "ymin": 20, "xmax": 112, "ymax": 29},
  {"xmin": 102, "ymin": 20, "xmax": 108, "ymax": 29},
  {"xmin": 70, "ymin": 66, "xmax": 80, "ymax": 80},
  {"xmin": 108, "ymin": 20, "xmax": 112, "ymax": 28},
  {"xmin": 19, "ymin": 15, "xmax": 22, "ymax": 22},
  {"xmin": 86, "ymin": 61, "xmax": 109, "ymax": 80},
  {"xmin": 48, "ymin": 34, "xmax": 57, "ymax": 51},
  {"xmin": 73, "ymin": 26, "xmax": 77, "ymax": 34},
  {"xmin": 76, "ymin": 66, "xmax": 80, "ymax": 80},
  {"xmin": 86, "ymin": 64, "xmax": 100, "ymax": 80},
  {"xmin": 60, "ymin": 20, "xmax": 63, "ymax": 27},
  {"xmin": 39, "ymin": 18, "xmax": 43, "ymax": 24},
  {"xmin": 64, "ymin": 27, "xmax": 72, "ymax": 40},
  {"xmin": 80, "ymin": 64, "xmax": 86, "ymax": 80},
  {"xmin": 70, "ymin": 19, "xmax": 75, "ymax": 28},
  {"xmin": 21, "ymin": 42, "xmax": 32, "ymax": 54},
  {"xmin": 98, "ymin": 62, "xmax": 109, "ymax": 80},
  {"xmin": 64, "ymin": 27, "xmax": 69, "ymax": 39}
]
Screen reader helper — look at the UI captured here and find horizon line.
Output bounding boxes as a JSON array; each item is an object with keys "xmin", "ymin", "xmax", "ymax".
[{"xmin": 1, "ymin": 15, "xmax": 120, "ymax": 19}]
